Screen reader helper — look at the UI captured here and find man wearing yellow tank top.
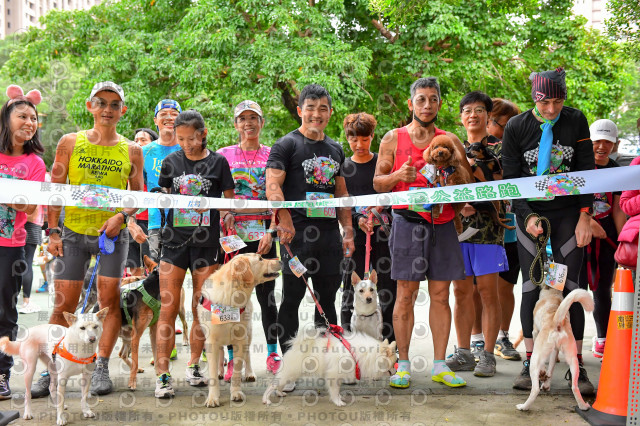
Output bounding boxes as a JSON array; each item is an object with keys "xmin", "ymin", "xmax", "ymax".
[{"xmin": 38, "ymin": 82, "xmax": 144, "ymax": 398}]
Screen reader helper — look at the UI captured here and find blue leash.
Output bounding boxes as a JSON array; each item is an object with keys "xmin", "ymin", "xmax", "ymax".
[{"xmin": 80, "ymin": 232, "xmax": 118, "ymax": 314}]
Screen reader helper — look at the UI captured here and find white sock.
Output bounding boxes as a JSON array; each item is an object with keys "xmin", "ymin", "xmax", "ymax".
[
  {"xmin": 498, "ymin": 330, "xmax": 507, "ymax": 339},
  {"xmin": 596, "ymin": 338, "xmax": 606, "ymax": 344},
  {"xmin": 471, "ymin": 333, "xmax": 484, "ymax": 343}
]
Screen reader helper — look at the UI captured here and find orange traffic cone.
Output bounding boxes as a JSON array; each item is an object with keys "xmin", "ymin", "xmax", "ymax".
[{"xmin": 578, "ymin": 267, "xmax": 634, "ymax": 425}]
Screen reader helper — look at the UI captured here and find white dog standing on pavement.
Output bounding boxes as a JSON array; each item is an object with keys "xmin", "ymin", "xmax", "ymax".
[
  {"xmin": 516, "ymin": 287, "xmax": 593, "ymax": 411},
  {"xmin": 350, "ymin": 270, "xmax": 383, "ymax": 341},
  {"xmin": 0, "ymin": 307, "xmax": 108, "ymax": 425}
]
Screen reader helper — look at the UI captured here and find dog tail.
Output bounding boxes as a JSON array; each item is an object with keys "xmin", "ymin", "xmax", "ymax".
[
  {"xmin": 0, "ymin": 336, "xmax": 20, "ymax": 356},
  {"xmin": 553, "ymin": 289, "xmax": 594, "ymax": 328}
]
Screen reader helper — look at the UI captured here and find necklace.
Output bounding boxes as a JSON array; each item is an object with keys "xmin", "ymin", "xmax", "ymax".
[{"xmin": 238, "ymin": 143, "xmax": 261, "ymax": 170}]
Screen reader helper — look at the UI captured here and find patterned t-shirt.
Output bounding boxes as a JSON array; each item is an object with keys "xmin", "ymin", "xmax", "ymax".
[
  {"xmin": 0, "ymin": 153, "xmax": 46, "ymax": 247},
  {"xmin": 217, "ymin": 144, "xmax": 271, "ymax": 242}
]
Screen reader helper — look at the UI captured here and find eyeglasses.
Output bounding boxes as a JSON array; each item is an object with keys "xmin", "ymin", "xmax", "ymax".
[
  {"xmin": 491, "ymin": 118, "xmax": 507, "ymax": 129},
  {"xmin": 91, "ymin": 98, "xmax": 124, "ymax": 110},
  {"xmin": 461, "ymin": 107, "xmax": 487, "ymax": 116}
]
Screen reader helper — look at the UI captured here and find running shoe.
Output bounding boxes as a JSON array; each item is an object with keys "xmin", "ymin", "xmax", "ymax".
[
  {"xmin": 266, "ymin": 353, "xmax": 281, "ymax": 374},
  {"xmin": 155, "ymin": 373, "xmax": 174, "ymax": 398},
  {"xmin": 494, "ymin": 333, "xmax": 521, "ymax": 361}
]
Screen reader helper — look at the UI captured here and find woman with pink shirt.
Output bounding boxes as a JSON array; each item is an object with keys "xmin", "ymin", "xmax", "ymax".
[{"xmin": 0, "ymin": 85, "xmax": 46, "ymax": 399}]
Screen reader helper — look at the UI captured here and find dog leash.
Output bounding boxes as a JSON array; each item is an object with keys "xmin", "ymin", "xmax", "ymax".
[
  {"xmin": 364, "ymin": 212, "xmax": 373, "ymax": 280},
  {"xmin": 81, "ymin": 232, "xmax": 118, "ymax": 314},
  {"xmin": 526, "ymin": 214, "xmax": 552, "ymax": 288}
]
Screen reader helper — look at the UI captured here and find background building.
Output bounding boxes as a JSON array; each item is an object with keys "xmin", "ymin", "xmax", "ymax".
[
  {"xmin": 2, "ymin": 0, "xmax": 101, "ymax": 38},
  {"xmin": 573, "ymin": 0, "xmax": 610, "ymax": 30}
]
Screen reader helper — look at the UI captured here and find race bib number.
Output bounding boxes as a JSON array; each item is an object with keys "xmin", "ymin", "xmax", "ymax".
[
  {"xmin": 544, "ymin": 262, "xmax": 567, "ymax": 291},
  {"xmin": 219, "ymin": 235, "xmax": 247, "ymax": 253},
  {"xmin": 236, "ymin": 219, "xmax": 266, "ymax": 242},
  {"xmin": 355, "ymin": 207, "xmax": 390, "ymax": 227},
  {"xmin": 419, "ymin": 164, "xmax": 437, "ymax": 184},
  {"xmin": 173, "ymin": 209, "xmax": 211, "ymax": 227},
  {"xmin": 211, "ymin": 304, "xmax": 241, "ymax": 325},
  {"xmin": 289, "ymin": 256, "xmax": 307, "ymax": 277},
  {"xmin": 306, "ymin": 192, "xmax": 336, "ymax": 218}
]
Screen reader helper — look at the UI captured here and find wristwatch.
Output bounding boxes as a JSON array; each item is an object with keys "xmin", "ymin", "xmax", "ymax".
[
  {"xmin": 118, "ymin": 211, "xmax": 130, "ymax": 222},
  {"xmin": 46, "ymin": 227, "xmax": 61, "ymax": 237}
]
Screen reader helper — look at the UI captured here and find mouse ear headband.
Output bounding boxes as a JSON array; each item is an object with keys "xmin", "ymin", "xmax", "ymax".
[{"xmin": 6, "ymin": 84, "xmax": 42, "ymax": 107}]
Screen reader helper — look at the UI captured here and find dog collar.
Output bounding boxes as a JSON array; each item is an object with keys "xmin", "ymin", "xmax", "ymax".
[
  {"xmin": 357, "ymin": 312, "xmax": 377, "ymax": 318},
  {"xmin": 323, "ymin": 324, "xmax": 360, "ymax": 380},
  {"xmin": 52, "ymin": 338, "xmax": 97, "ymax": 365},
  {"xmin": 199, "ymin": 296, "xmax": 245, "ymax": 314}
]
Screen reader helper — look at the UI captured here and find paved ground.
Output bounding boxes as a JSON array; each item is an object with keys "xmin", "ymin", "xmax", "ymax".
[{"xmin": 1, "ymin": 269, "xmax": 601, "ymax": 425}]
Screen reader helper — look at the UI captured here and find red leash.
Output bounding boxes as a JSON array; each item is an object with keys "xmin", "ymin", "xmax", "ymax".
[
  {"xmin": 281, "ymin": 237, "xmax": 361, "ymax": 380},
  {"xmin": 364, "ymin": 212, "xmax": 373, "ymax": 280}
]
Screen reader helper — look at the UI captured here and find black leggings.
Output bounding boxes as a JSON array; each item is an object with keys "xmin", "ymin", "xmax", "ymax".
[
  {"xmin": 517, "ymin": 209, "xmax": 586, "ymax": 341},
  {"xmin": 579, "ymin": 219, "xmax": 617, "ymax": 338},
  {"xmin": 0, "ymin": 246, "xmax": 26, "ymax": 376},
  {"xmin": 340, "ymin": 225, "xmax": 396, "ymax": 342},
  {"xmin": 22, "ymin": 243, "xmax": 37, "ymax": 299},
  {"xmin": 237, "ymin": 240, "xmax": 278, "ymax": 345}
]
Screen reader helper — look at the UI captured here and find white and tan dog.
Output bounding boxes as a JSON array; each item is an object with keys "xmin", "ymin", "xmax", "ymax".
[
  {"xmin": 263, "ymin": 328, "xmax": 397, "ymax": 406},
  {"xmin": 516, "ymin": 287, "xmax": 594, "ymax": 411},
  {"xmin": 198, "ymin": 253, "xmax": 281, "ymax": 407},
  {"xmin": 0, "ymin": 308, "xmax": 108, "ymax": 425},
  {"xmin": 350, "ymin": 270, "xmax": 383, "ymax": 341}
]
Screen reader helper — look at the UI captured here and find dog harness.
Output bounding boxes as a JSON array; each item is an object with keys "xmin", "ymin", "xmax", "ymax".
[
  {"xmin": 199, "ymin": 296, "xmax": 246, "ymax": 315},
  {"xmin": 438, "ymin": 165, "xmax": 456, "ymax": 181},
  {"xmin": 322, "ymin": 324, "xmax": 361, "ymax": 380},
  {"xmin": 121, "ymin": 279, "xmax": 161, "ymax": 327},
  {"xmin": 52, "ymin": 338, "xmax": 97, "ymax": 365}
]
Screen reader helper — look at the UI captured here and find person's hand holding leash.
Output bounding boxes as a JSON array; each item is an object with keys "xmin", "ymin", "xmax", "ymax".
[
  {"xmin": 575, "ymin": 212, "xmax": 593, "ymax": 247},
  {"xmin": 47, "ymin": 234, "xmax": 63, "ymax": 257},
  {"xmin": 589, "ymin": 218, "xmax": 606, "ymax": 239},
  {"xmin": 256, "ymin": 232, "xmax": 273, "ymax": 255},
  {"xmin": 526, "ymin": 215, "xmax": 543, "ymax": 238},
  {"xmin": 127, "ymin": 221, "xmax": 148, "ymax": 244},
  {"xmin": 99, "ymin": 213, "xmax": 124, "ymax": 239},
  {"xmin": 276, "ymin": 210, "xmax": 295, "ymax": 245}
]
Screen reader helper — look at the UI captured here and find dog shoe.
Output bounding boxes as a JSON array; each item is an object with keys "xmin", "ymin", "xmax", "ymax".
[
  {"xmin": 431, "ymin": 371, "xmax": 466, "ymax": 387},
  {"xmin": 389, "ymin": 371, "xmax": 411, "ymax": 388}
]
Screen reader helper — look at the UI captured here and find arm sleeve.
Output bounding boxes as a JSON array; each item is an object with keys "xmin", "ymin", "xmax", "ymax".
[
  {"xmin": 501, "ymin": 120, "xmax": 534, "ymax": 219},
  {"xmin": 574, "ymin": 111, "xmax": 595, "ymax": 209}
]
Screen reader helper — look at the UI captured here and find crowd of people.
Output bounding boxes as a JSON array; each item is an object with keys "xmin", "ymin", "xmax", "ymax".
[{"xmin": 0, "ymin": 68, "xmax": 635, "ymax": 401}]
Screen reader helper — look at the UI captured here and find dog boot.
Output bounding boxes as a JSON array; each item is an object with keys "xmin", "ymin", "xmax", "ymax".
[
  {"xmin": 186, "ymin": 364, "xmax": 207, "ymax": 387},
  {"xmin": 90, "ymin": 357, "xmax": 113, "ymax": 396},
  {"xmin": 513, "ymin": 360, "xmax": 532, "ymax": 390},
  {"xmin": 31, "ymin": 370, "xmax": 50, "ymax": 398},
  {"xmin": 0, "ymin": 372, "xmax": 10, "ymax": 400},
  {"xmin": 431, "ymin": 360, "xmax": 466, "ymax": 387},
  {"xmin": 445, "ymin": 346, "xmax": 475, "ymax": 371}
]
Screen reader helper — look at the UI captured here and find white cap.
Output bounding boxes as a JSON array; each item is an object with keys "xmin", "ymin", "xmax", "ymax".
[
  {"xmin": 590, "ymin": 119, "xmax": 618, "ymax": 143},
  {"xmin": 88, "ymin": 81, "xmax": 125, "ymax": 103}
]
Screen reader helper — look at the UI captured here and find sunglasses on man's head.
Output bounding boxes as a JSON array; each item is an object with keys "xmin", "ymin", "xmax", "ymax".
[{"xmin": 91, "ymin": 98, "xmax": 124, "ymax": 110}]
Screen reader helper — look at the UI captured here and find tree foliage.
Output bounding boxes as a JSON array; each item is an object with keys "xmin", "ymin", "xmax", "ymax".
[
  {"xmin": 0, "ymin": 0, "xmax": 632, "ymax": 159},
  {"xmin": 606, "ymin": 0, "xmax": 640, "ymax": 58}
]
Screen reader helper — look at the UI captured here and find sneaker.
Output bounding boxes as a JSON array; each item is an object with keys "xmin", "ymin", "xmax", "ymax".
[
  {"xmin": 266, "ymin": 353, "xmax": 281, "ymax": 374},
  {"xmin": 494, "ymin": 334, "xmax": 521, "ymax": 361},
  {"xmin": 445, "ymin": 346, "xmax": 475, "ymax": 371},
  {"xmin": 18, "ymin": 301, "xmax": 41, "ymax": 314},
  {"xmin": 35, "ymin": 281, "xmax": 48, "ymax": 293},
  {"xmin": 186, "ymin": 364, "xmax": 207, "ymax": 387},
  {"xmin": 565, "ymin": 364, "xmax": 596, "ymax": 396},
  {"xmin": 201, "ymin": 350, "xmax": 207, "ymax": 363},
  {"xmin": 592, "ymin": 337, "xmax": 605, "ymax": 359},
  {"xmin": 0, "ymin": 373, "xmax": 10, "ymax": 400},
  {"xmin": 170, "ymin": 346, "xmax": 178, "ymax": 360},
  {"xmin": 31, "ymin": 371, "xmax": 50, "ymax": 398},
  {"xmin": 513, "ymin": 360, "xmax": 532, "ymax": 390},
  {"xmin": 224, "ymin": 359, "xmax": 234, "ymax": 382},
  {"xmin": 155, "ymin": 373, "xmax": 174, "ymax": 398},
  {"xmin": 474, "ymin": 351, "xmax": 497, "ymax": 377},
  {"xmin": 90, "ymin": 361, "xmax": 113, "ymax": 396},
  {"xmin": 471, "ymin": 340, "xmax": 485, "ymax": 362},
  {"xmin": 176, "ymin": 328, "xmax": 183, "ymax": 335},
  {"xmin": 283, "ymin": 382, "xmax": 296, "ymax": 392}
]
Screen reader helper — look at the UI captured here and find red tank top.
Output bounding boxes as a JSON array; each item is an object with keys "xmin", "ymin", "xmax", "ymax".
[{"xmin": 392, "ymin": 126, "xmax": 454, "ymax": 224}]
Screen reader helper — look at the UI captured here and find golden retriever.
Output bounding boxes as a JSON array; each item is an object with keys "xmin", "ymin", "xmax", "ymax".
[
  {"xmin": 198, "ymin": 253, "xmax": 281, "ymax": 407},
  {"xmin": 516, "ymin": 287, "xmax": 594, "ymax": 411}
]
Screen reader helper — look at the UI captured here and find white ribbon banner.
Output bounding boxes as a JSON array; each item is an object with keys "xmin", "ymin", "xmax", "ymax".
[{"xmin": 1, "ymin": 167, "xmax": 640, "ymax": 210}]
